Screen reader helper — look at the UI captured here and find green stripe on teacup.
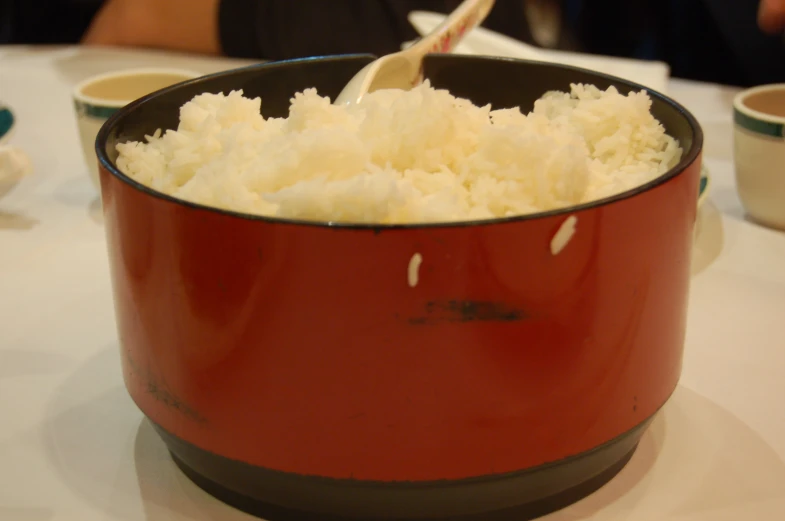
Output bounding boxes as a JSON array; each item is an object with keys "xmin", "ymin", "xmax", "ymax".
[
  {"xmin": 74, "ymin": 100, "xmax": 121, "ymax": 120},
  {"xmin": 0, "ymin": 107, "xmax": 14, "ymax": 139},
  {"xmin": 734, "ymin": 108, "xmax": 785, "ymax": 138}
]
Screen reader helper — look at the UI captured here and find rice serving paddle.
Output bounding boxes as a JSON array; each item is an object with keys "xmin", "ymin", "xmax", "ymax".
[{"xmin": 333, "ymin": 0, "xmax": 495, "ymax": 105}]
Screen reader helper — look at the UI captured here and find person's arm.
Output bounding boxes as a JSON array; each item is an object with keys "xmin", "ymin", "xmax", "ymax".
[
  {"xmin": 80, "ymin": 0, "xmax": 417, "ymax": 60},
  {"xmin": 759, "ymin": 0, "xmax": 785, "ymax": 33},
  {"xmin": 81, "ymin": 0, "xmax": 221, "ymax": 55},
  {"xmin": 81, "ymin": 0, "xmax": 447, "ymax": 61}
]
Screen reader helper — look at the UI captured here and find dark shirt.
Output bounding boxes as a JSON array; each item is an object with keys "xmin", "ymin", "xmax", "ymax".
[
  {"xmin": 570, "ymin": 0, "xmax": 785, "ymax": 87},
  {"xmin": 217, "ymin": 0, "xmax": 785, "ymax": 87},
  {"xmin": 219, "ymin": 0, "xmax": 532, "ymax": 61},
  {"xmin": 3, "ymin": 0, "xmax": 785, "ymax": 87},
  {"xmin": 1, "ymin": 0, "xmax": 100, "ymax": 44}
]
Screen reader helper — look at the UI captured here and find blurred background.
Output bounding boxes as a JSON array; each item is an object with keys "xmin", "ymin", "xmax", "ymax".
[{"xmin": 1, "ymin": 0, "xmax": 785, "ymax": 87}]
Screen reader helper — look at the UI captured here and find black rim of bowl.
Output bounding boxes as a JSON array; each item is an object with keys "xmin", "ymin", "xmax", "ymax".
[{"xmin": 95, "ymin": 53, "xmax": 704, "ymax": 231}]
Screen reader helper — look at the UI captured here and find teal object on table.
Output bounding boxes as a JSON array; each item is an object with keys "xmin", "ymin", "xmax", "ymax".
[{"xmin": 0, "ymin": 105, "xmax": 14, "ymax": 144}]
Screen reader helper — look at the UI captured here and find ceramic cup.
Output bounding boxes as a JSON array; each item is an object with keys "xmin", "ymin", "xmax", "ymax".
[
  {"xmin": 733, "ymin": 84, "xmax": 785, "ymax": 230},
  {"xmin": 73, "ymin": 68, "xmax": 201, "ymax": 191}
]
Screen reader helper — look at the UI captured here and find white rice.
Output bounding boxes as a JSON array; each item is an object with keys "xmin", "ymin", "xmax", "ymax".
[
  {"xmin": 408, "ymin": 253, "xmax": 424, "ymax": 288},
  {"xmin": 116, "ymin": 81, "xmax": 682, "ymax": 224},
  {"xmin": 550, "ymin": 215, "xmax": 578, "ymax": 256}
]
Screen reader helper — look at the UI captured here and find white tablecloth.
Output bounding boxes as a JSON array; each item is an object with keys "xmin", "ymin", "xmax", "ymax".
[{"xmin": 1, "ymin": 46, "xmax": 784, "ymax": 521}]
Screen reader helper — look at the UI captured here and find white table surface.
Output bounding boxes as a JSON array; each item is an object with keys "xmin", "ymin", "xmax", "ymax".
[{"xmin": 1, "ymin": 46, "xmax": 784, "ymax": 521}]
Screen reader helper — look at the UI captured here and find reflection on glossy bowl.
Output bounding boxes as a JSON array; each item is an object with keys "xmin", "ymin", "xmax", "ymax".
[{"xmin": 96, "ymin": 54, "xmax": 703, "ymax": 521}]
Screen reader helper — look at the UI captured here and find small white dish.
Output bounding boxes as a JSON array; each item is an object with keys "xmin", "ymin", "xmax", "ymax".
[
  {"xmin": 0, "ymin": 146, "xmax": 32, "ymax": 199},
  {"xmin": 407, "ymin": 11, "xmax": 670, "ymax": 93},
  {"xmin": 0, "ymin": 103, "xmax": 32, "ymax": 199}
]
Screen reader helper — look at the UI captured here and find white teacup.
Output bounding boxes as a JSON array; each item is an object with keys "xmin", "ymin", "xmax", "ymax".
[
  {"xmin": 733, "ymin": 84, "xmax": 785, "ymax": 230},
  {"xmin": 73, "ymin": 68, "xmax": 201, "ymax": 191}
]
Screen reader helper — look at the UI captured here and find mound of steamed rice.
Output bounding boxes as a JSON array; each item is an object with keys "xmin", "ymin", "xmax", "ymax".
[{"xmin": 115, "ymin": 81, "xmax": 682, "ymax": 224}]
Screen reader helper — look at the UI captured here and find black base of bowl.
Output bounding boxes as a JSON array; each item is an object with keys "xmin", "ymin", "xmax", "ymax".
[{"xmin": 153, "ymin": 418, "xmax": 650, "ymax": 520}]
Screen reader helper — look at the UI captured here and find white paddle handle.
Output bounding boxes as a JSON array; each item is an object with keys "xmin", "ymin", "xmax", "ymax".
[{"xmin": 409, "ymin": 0, "xmax": 496, "ymax": 59}]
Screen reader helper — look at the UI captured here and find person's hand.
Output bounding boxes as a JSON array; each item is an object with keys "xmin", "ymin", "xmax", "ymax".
[
  {"xmin": 759, "ymin": 0, "xmax": 785, "ymax": 34},
  {"xmin": 81, "ymin": 0, "xmax": 221, "ymax": 55}
]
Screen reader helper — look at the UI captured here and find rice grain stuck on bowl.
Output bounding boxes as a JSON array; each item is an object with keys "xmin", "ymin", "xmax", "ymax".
[{"xmin": 116, "ymin": 81, "xmax": 682, "ymax": 224}]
